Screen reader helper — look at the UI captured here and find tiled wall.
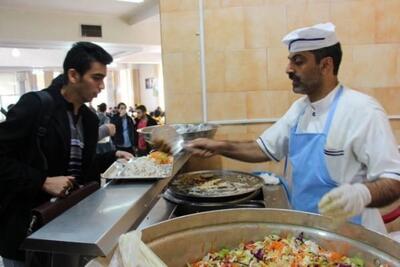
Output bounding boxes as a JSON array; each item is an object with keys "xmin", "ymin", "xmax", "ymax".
[{"xmin": 160, "ymin": 0, "xmax": 400, "ymax": 174}]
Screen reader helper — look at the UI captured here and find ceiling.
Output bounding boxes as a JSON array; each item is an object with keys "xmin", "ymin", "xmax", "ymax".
[
  {"xmin": 0, "ymin": 0, "xmax": 144, "ymax": 17},
  {"xmin": 0, "ymin": 44, "xmax": 161, "ymax": 70},
  {"xmin": 0, "ymin": 0, "xmax": 162, "ymax": 69}
]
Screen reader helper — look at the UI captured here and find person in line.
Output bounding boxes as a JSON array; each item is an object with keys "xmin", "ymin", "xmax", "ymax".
[
  {"xmin": 111, "ymin": 102, "xmax": 136, "ymax": 155},
  {"xmin": 0, "ymin": 42, "xmax": 132, "ymax": 267},
  {"xmin": 134, "ymin": 105, "xmax": 158, "ymax": 156}
]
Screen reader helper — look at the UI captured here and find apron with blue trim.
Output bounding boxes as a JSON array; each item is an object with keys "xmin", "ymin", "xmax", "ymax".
[{"xmin": 288, "ymin": 86, "xmax": 361, "ymax": 224}]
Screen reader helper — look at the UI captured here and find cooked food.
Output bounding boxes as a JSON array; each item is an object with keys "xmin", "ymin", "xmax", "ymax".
[
  {"xmin": 189, "ymin": 233, "xmax": 373, "ymax": 267},
  {"xmin": 170, "ymin": 172, "xmax": 263, "ymax": 197},
  {"xmin": 114, "ymin": 156, "xmax": 172, "ymax": 178},
  {"xmin": 149, "ymin": 151, "xmax": 173, "ymax": 164}
]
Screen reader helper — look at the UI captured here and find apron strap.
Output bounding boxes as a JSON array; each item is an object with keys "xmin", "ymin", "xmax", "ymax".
[{"xmin": 323, "ymin": 85, "xmax": 343, "ymax": 134}]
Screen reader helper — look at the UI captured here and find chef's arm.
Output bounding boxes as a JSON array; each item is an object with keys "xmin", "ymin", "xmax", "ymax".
[
  {"xmin": 186, "ymin": 138, "xmax": 271, "ymax": 163},
  {"xmin": 365, "ymin": 178, "xmax": 400, "ymax": 207}
]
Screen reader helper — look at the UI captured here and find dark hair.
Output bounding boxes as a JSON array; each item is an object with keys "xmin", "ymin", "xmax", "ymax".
[
  {"xmin": 98, "ymin": 103, "xmax": 107, "ymax": 112},
  {"xmin": 310, "ymin": 42, "xmax": 342, "ymax": 75},
  {"xmin": 117, "ymin": 102, "xmax": 127, "ymax": 109},
  {"xmin": 136, "ymin": 105, "xmax": 147, "ymax": 113},
  {"xmin": 63, "ymin": 42, "xmax": 113, "ymax": 84}
]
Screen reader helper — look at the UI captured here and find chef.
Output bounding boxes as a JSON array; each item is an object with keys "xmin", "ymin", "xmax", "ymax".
[{"xmin": 186, "ymin": 22, "xmax": 400, "ymax": 233}]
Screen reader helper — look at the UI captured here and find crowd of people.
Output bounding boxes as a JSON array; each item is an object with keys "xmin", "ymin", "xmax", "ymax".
[{"xmin": 94, "ymin": 102, "xmax": 164, "ymax": 156}]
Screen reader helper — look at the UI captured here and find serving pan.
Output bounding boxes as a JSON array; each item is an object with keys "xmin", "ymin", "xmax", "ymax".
[{"xmin": 168, "ymin": 170, "xmax": 264, "ymax": 201}]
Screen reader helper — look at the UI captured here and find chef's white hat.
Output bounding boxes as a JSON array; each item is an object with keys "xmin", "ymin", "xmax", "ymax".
[{"xmin": 282, "ymin": 22, "xmax": 339, "ymax": 53}]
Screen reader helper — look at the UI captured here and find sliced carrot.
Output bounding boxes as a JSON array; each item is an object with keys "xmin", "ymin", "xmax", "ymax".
[{"xmin": 329, "ymin": 251, "xmax": 343, "ymax": 261}]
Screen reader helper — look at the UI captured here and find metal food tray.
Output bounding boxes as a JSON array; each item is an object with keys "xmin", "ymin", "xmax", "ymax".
[{"xmin": 101, "ymin": 158, "xmax": 173, "ymax": 180}]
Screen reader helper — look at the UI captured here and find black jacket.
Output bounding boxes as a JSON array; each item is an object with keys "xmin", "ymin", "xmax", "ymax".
[
  {"xmin": 134, "ymin": 114, "xmax": 158, "ymax": 150},
  {"xmin": 0, "ymin": 83, "xmax": 115, "ymax": 260},
  {"xmin": 110, "ymin": 114, "xmax": 135, "ymax": 148}
]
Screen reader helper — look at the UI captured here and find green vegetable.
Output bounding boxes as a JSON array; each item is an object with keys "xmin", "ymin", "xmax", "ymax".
[{"xmin": 350, "ymin": 256, "xmax": 364, "ymax": 267}]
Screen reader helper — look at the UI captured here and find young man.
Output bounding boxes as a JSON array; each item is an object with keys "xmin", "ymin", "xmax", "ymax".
[
  {"xmin": 187, "ymin": 23, "xmax": 400, "ymax": 234},
  {"xmin": 111, "ymin": 102, "xmax": 136, "ymax": 155},
  {"xmin": 134, "ymin": 105, "xmax": 158, "ymax": 156},
  {"xmin": 0, "ymin": 42, "xmax": 131, "ymax": 266}
]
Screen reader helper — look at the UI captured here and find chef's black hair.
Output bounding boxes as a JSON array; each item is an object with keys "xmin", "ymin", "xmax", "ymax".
[
  {"xmin": 310, "ymin": 42, "xmax": 342, "ymax": 75},
  {"xmin": 62, "ymin": 42, "xmax": 113, "ymax": 84}
]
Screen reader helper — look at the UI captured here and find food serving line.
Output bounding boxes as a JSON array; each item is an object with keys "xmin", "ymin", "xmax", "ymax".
[
  {"xmin": 22, "ymin": 152, "xmax": 291, "ymax": 267},
  {"xmin": 21, "ymin": 124, "xmax": 400, "ymax": 267}
]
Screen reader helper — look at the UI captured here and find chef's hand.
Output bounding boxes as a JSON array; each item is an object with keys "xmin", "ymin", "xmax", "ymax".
[
  {"xmin": 116, "ymin": 150, "xmax": 134, "ymax": 160},
  {"xmin": 42, "ymin": 176, "xmax": 75, "ymax": 197},
  {"xmin": 185, "ymin": 138, "xmax": 220, "ymax": 158},
  {"xmin": 318, "ymin": 183, "xmax": 371, "ymax": 219}
]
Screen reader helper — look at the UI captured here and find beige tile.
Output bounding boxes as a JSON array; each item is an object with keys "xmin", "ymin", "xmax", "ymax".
[
  {"xmin": 352, "ymin": 44, "xmax": 399, "ymax": 89},
  {"xmin": 265, "ymin": 3, "xmax": 288, "ymax": 47},
  {"xmin": 217, "ymin": 125, "xmax": 248, "ymax": 135},
  {"xmin": 243, "ymin": 6, "xmax": 268, "ymax": 49},
  {"xmin": 164, "ymin": 93, "xmax": 203, "ymax": 123},
  {"xmin": 243, "ymin": 3, "xmax": 286, "ymax": 49},
  {"xmin": 247, "ymin": 90, "xmax": 291, "ymax": 118},
  {"xmin": 204, "ymin": 7, "xmax": 245, "ymax": 50},
  {"xmin": 286, "ymin": 0, "xmax": 330, "ymax": 31},
  {"xmin": 221, "ymin": 0, "xmax": 265, "ymax": 7},
  {"xmin": 331, "ymin": 0, "xmax": 376, "ymax": 45},
  {"xmin": 163, "ymin": 53, "xmax": 184, "ymax": 93},
  {"xmin": 163, "ymin": 52, "xmax": 201, "ymax": 94},
  {"xmin": 225, "ymin": 49, "xmax": 268, "ymax": 91},
  {"xmin": 205, "ymin": 51, "xmax": 225, "ymax": 92},
  {"xmin": 160, "ymin": 0, "xmax": 198, "ymax": 12},
  {"xmin": 207, "ymin": 92, "xmax": 247, "ymax": 120},
  {"xmin": 247, "ymin": 123, "xmax": 272, "ymax": 135},
  {"xmin": 267, "ymin": 47, "xmax": 292, "ymax": 90},
  {"xmin": 374, "ymin": 87, "xmax": 400, "ymax": 115},
  {"xmin": 183, "ymin": 53, "xmax": 202, "ymax": 93},
  {"xmin": 160, "ymin": 11, "xmax": 199, "ymax": 53},
  {"xmin": 204, "ymin": 0, "xmax": 221, "ymax": 9},
  {"xmin": 376, "ymin": 0, "xmax": 400, "ymax": 43},
  {"xmin": 184, "ymin": 156, "xmax": 223, "ymax": 171},
  {"xmin": 338, "ymin": 45, "xmax": 354, "ymax": 86}
]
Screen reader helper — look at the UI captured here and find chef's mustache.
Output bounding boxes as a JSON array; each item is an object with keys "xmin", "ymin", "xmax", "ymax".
[{"xmin": 288, "ymin": 73, "xmax": 300, "ymax": 82}]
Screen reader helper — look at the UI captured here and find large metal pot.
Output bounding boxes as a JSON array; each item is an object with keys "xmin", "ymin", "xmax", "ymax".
[{"xmin": 141, "ymin": 209, "xmax": 400, "ymax": 266}]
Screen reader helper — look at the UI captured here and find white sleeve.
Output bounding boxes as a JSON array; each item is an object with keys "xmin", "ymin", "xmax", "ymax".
[
  {"xmin": 352, "ymin": 101, "xmax": 400, "ymax": 181},
  {"xmin": 256, "ymin": 99, "xmax": 305, "ymax": 162}
]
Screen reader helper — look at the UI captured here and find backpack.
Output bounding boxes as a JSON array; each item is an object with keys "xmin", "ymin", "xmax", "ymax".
[{"xmin": 0, "ymin": 90, "xmax": 54, "ymax": 216}]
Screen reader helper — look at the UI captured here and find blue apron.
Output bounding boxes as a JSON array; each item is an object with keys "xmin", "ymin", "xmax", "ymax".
[{"xmin": 288, "ymin": 86, "xmax": 361, "ymax": 224}]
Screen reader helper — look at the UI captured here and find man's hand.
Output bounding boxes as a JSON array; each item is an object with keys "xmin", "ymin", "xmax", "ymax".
[
  {"xmin": 105, "ymin": 123, "xmax": 116, "ymax": 137},
  {"xmin": 319, "ymin": 183, "xmax": 371, "ymax": 219},
  {"xmin": 42, "ymin": 176, "xmax": 75, "ymax": 197},
  {"xmin": 185, "ymin": 138, "xmax": 221, "ymax": 158},
  {"xmin": 116, "ymin": 150, "xmax": 134, "ymax": 160}
]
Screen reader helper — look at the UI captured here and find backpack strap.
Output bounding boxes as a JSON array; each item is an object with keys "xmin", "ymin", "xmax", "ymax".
[{"xmin": 33, "ymin": 91, "xmax": 55, "ymax": 171}]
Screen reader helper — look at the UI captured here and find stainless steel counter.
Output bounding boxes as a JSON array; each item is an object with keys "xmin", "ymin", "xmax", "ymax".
[{"xmin": 22, "ymin": 152, "xmax": 191, "ymax": 260}]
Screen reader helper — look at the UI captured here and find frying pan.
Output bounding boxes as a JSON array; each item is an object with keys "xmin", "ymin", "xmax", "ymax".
[{"xmin": 167, "ymin": 170, "xmax": 264, "ymax": 202}]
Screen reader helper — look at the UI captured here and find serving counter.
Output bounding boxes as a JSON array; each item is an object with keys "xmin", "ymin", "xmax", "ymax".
[{"xmin": 22, "ymin": 152, "xmax": 191, "ymax": 267}]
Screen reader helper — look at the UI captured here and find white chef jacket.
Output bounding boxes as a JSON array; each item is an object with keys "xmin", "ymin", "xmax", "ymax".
[{"xmin": 257, "ymin": 84, "xmax": 400, "ymax": 233}]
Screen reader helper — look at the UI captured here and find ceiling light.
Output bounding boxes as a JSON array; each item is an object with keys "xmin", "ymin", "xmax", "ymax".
[
  {"xmin": 11, "ymin": 48, "xmax": 21, "ymax": 58},
  {"xmin": 115, "ymin": 0, "xmax": 144, "ymax": 3}
]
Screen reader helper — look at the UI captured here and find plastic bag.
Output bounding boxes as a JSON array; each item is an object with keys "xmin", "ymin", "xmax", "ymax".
[{"xmin": 108, "ymin": 230, "xmax": 168, "ymax": 267}]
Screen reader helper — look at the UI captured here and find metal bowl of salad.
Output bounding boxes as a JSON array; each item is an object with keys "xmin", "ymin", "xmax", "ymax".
[{"xmin": 140, "ymin": 209, "xmax": 399, "ymax": 267}]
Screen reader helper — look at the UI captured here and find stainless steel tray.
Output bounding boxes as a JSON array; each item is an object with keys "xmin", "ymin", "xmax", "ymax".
[{"xmin": 101, "ymin": 158, "xmax": 173, "ymax": 180}]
